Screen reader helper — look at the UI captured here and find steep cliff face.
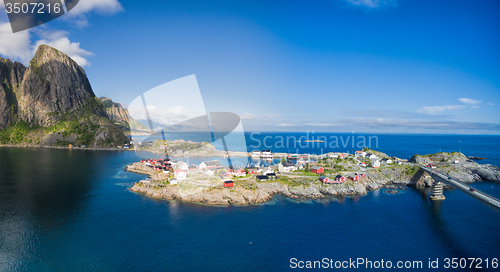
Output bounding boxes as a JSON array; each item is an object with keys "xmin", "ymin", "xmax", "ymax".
[
  {"xmin": 0, "ymin": 45, "xmax": 129, "ymax": 147},
  {"xmin": 99, "ymin": 97, "xmax": 148, "ymax": 132},
  {"xmin": 0, "ymin": 58, "xmax": 26, "ymax": 130},
  {"xmin": 17, "ymin": 45, "xmax": 107, "ymax": 127}
]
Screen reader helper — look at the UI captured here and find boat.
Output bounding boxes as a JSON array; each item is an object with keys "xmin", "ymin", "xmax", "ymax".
[{"xmin": 261, "ymin": 150, "xmax": 274, "ymax": 161}]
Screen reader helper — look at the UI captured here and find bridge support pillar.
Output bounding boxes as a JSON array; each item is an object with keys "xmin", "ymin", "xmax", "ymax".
[{"xmin": 429, "ymin": 182, "xmax": 445, "ymax": 201}]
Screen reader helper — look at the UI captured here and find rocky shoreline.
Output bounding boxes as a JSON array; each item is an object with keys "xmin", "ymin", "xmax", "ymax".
[{"xmin": 126, "ymin": 151, "xmax": 500, "ymax": 206}]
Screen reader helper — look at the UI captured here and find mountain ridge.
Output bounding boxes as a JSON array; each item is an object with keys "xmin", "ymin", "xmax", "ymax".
[
  {"xmin": 99, "ymin": 97, "xmax": 148, "ymax": 133},
  {"xmin": 0, "ymin": 45, "xmax": 129, "ymax": 147}
]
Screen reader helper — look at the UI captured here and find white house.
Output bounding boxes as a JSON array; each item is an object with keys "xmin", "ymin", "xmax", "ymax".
[
  {"xmin": 373, "ymin": 160, "xmax": 381, "ymax": 168},
  {"xmin": 381, "ymin": 158, "xmax": 393, "ymax": 164},
  {"xmin": 366, "ymin": 153, "xmax": 377, "ymax": 160},
  {"xmin": 262, "ymin": 167, "xmax": 274, "ymax": 175},
  {"xmin": 199, "ymin": 160, "xmax": 223, "ymax": 169},
  {"xmin": 329, "ymin": 154, "xmax": 339, "ymax": 158},
  {"xmin": 174, "ymin": 169, "xmax": 187, "ymax": 180},
  {"xmin": 176, "ymin": 161, "xmax": 188, "ymax": 171},
  {"xmin": 170, "ymin": 179, "xmax": 179, "ymax": 185},
  {"xmin": 204, "ymin": 169, "xmax": 215, "ymax": 176},
  {"xmin": 279, "ymin": 161, "xmax": 298, "ymax": 173}
]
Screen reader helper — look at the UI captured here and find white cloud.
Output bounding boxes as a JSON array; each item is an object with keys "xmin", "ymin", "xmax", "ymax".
[
  {"xmin": 419, "ymin": 105, "xmax": 466, "ymax": 115},
  {"xmin": 488, "ymin": 103, "xmax": 495, "ymax": 106},
  {"xmin": 0, "ymin": 23, "xmax": 32, "ymax": 63},
  {"xmin": 128, "ymin": 105, "xmax": 197, "ymax": 127},
  {"xmin": 345, "ymin": 0, "xmax": 398, "ymax": 8},
  {"xmin": 64, "ymin": 0, "xmax": 123, "ymax": 27},
  {"xmin": 32, "ymin": 29, "xmax": 94, "ymax": 67},
  {"xmin": 241, "ymin": 113, "xmax": 256, "ymax": 120},
  {"xmin": 0, "ymin": 0, "xmax": 123, "ymax": 66},
  {"xmin": 458, "ymin": 98, "xmax": 482, "ymax": 105}
]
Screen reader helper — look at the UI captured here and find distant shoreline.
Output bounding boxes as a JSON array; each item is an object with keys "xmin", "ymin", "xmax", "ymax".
[{"xmin": 0, "ymin": 144, "xmax": 135, "ymax": 151}]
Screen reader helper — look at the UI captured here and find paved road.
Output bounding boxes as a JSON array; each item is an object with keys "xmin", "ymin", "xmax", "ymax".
[{"xmin": 419, "ymin": 165, "xmax": 500, "ymax": 214}]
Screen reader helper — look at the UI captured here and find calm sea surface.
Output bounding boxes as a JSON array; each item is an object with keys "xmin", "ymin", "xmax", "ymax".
[{"xmin": 1, "ymin": 133, "xmax": 499, "ymax": 271}]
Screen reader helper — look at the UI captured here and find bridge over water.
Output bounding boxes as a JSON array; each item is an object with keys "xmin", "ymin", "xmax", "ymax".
[{"xmin": 419, "ymin": 165, "xmax": 500, "ymax": 214}]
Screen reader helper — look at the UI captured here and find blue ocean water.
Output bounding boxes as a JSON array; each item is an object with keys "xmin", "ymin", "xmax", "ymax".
[{"xmin": 1, "ymin": 133, "xmax": 499, "ymax": 271}]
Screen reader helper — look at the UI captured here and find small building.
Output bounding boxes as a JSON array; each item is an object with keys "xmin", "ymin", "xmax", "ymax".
[
  {"xmin": 205, "ymin": 169, "xmax": 215, "ymax": 176},
  {"xmin": 373, "ymin": 160, "xmax": 381, "ymax": 168},
  {"xmin": 256, "ymin": 175, "xmax": 268, "ymax": 181},
  {"xmin": 199, "ymin": 160, "xmax": 223, "ymax": 169},
  {"xmin": 355, "ymin": 151, "xmax": 364, "ymax": 157},
  {"xmin": 251, "ymin": 150, "xmax": 261, "ymax": 157},
  {"xmin": 219, "ymin": 171, "xmax": 232, "ymax": 179},
  {"xmin": 177, "ymin": 161, "xmax": 189, "ymax": 171},
  {"xmin": 278, "ymin": 161, "xmax": 297, "ymax": 173},
  {"xmin": 246, "ymin": 167, "xmax": 260, "ymax": 174},
  {"xmin": 230, "ymin": 168, "xmax": 246, "ymax": 177},
  {"xmin": 329, "ymin": 154, "xmax": 339, "ymax": 158},
  {"xmin": 174, "ymin": 169, "xmax": 187, "ymax": 180},
  {"xmin": 170, "ymin": 179, "xmax": 178, "ymax": 185},
  {"xmin": 338, "ymin": 153, "xmax": 346, "ymax": 158},
  {"xmin": 319, "ymin": 176, "xmax": 330, "ymax": 183},
  {"xmin": 311, "ymin": 166, "xmax": 324, "ymax": 174},
  {"xmin": 360, "ymin": 162, "xmax": 367, "ymax": 167},
  {"xmin": 334, "ymin": 175, "xmax": 346, "ymax": 183},
  {"xmin": 261, "ymin": 167, "xmax": 274, "ymax": 175},
  {"xmin": 381, "ymin": 158, "xmax": 393, "ymax": 164},
  {"xmin": 266, "ymin": 173, "xmax": 277, "ymax": 181},
  {"xmin": 224, "ymin": 181, "xmax": 234, "ymax": 188},
  {"xmin": 355, "ymin": 172, "xmax": 367, "ymax": 178}
]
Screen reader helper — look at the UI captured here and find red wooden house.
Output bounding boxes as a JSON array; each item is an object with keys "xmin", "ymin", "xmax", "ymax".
[
  {"xmin": 224, "ymin": 181, "xmax": 234, "ymax": 188},
  {"xmin": 319, "ymin": 176, "xmax": 330, "ymax": 183},
  {"xmin": 334, "ymin": 175, "xmax": 346, "ymax": 183},
  {"xmin": 230, "ymin": 168, "xmax": 246, "ymax": 177},
  {"xmin": 311, "ymin": 166, "xmax": 324, "ymax": 174},
  {"xmin": 246, "ymin": 167, "xmax": 259, "ymax": 174}
]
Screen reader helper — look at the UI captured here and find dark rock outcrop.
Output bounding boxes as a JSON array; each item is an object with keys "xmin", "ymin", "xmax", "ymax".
[
  {"xmin": 0, "ymin": 58, "xmax": 26, "ymax": 130},
  {"xmin": 99, "ymin": 97, "xmax": 147, "ymax": 132},
  {"xmin": 475, "ymin": 164, "xmax": 500, "ymax": 182}
]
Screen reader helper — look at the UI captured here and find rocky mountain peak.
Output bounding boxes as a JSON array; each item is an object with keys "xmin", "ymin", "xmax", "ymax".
[
  {"xmin": 16, "ymin": 44, "xmax": 107, "ymax": 127},
  {"xmin": 0, "ymin": 45, "xmax": 129, "ymax": 147}
]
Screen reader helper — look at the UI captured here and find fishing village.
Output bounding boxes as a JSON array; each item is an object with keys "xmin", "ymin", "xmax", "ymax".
[{"xmin": 126, "ymin": 139, "xmax": 500, "ymax": 205}]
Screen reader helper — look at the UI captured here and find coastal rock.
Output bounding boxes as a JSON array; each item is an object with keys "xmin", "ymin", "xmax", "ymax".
[
  {"xmin": 354, "ymin": 183, "xmax": 367, "ymax": 195},
  {"xmin": 410, "ymin": 152, "xmax": 468, "ymax": 165},
  {"xmin": 475, "ymin": 164, "xmax": 500, "ymax": 182},
  {"xmin": 288, "ymin": 184, "xmax": 323, "ymax": 198}
]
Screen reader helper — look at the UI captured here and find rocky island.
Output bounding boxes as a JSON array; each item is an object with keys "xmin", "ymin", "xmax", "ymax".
[{"xmin": 126, "ymin": 149, "xmax": 500, "ymax": 205}]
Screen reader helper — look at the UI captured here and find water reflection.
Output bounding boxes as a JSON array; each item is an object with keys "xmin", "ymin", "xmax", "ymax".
[{"xmin": 0, "ymin": 148, "xmax": 107, "ymax": 269}]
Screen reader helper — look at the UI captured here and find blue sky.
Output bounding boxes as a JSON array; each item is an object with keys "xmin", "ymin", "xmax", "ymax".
[{"xmin": 1, "ymin": 0, "xmax": 499, "ymax": 134}]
